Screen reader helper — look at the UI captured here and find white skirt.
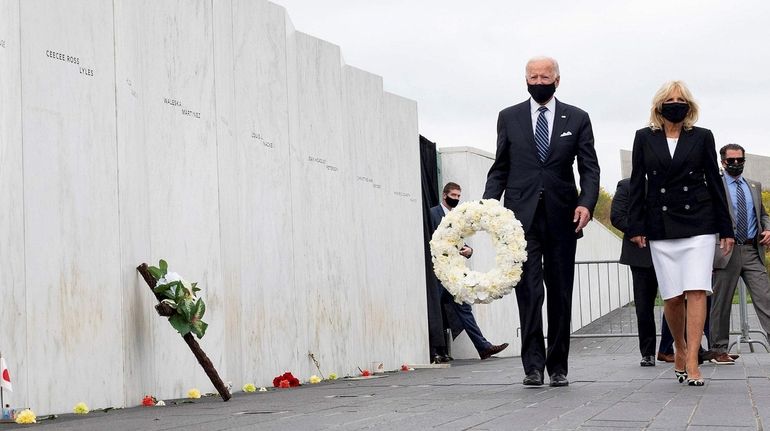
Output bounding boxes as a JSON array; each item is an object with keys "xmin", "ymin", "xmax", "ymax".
[{"xmin": 649, "ymin": 234, "xmax": 716, "ymax": 300}]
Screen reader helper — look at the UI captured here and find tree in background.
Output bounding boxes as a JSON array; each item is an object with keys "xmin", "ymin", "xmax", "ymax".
[{"xmin": 592, "ymin": 187, "xmax": 621, "ymax": 238}]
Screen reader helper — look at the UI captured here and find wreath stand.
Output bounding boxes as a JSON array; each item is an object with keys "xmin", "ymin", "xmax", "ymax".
[{"xmin": 137, "ymin": 263, "xmax": 231, "ymax": 401}]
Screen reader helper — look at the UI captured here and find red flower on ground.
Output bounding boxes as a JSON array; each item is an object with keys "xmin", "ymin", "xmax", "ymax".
[
  {"xmin": 142, "ymin": 395, "xmax": 156, "ymax": 407},
  {"xmin": 273, "ymin": 371, "xmax": 301, "ymax": 388},
  {"xmin": 361, "ymin": 369, "xmax": 371, "ymax": 377}
]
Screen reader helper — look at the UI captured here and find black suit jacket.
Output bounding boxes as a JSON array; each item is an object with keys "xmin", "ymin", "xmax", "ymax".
[
  {"xmin": 611, "ymin": 178, "xmax": 653, "ymax": 267},
  {"xmin": 482, "ymin": 99, "xmax": 600, "ymax": 237},
  {"xmin": 627, "ymin": 126, "xmax": 733, "ymax": 241}
]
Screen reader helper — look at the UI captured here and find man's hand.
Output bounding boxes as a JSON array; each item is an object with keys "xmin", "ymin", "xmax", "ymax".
[
  {"xmin": 630, "ymin": 235, "xmax": 647, "ymax": 248},
  {"xmin": 573, "ymin": 206, "xmax": 591, "ymax": 233},
  {"xmin": 720, "ymin": 237, "xmax": 735, "ymax": 256},
  {"xmin": 759, "ymin": 230, "xmax": 770, "ymax": 246},
  {"xmin": 459, "ymin": 246, "xmax": 473, "ymax": 258}
]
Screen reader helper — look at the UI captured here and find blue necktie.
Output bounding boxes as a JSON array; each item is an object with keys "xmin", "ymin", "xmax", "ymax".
[
  {"xmin": 535, "ymin": 106, "xmax": 549, "ymax": 163},
  {"xmin": 735, "ymin": 178, "xmax": 748, "ymax": 242}
]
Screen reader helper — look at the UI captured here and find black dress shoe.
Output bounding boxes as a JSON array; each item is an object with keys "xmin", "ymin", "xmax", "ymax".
[
  {"xmin": 640, "ymin": 355, "xmax": 655, "ymax": 367},
  {"xmin": 479, "ymin": 343, "xmax": 509, "ymax": 360},
  {"xmin": 430, "ymin": 355, "xmax": 443, "ymax": 364},
  {"xmin": 549, "ymin": 373, "xmax": 569, "ymax": 387},
  {"xmin": 444, "ymin": 354, "xmax": 454, "ymax": 362},
  {"xmin": 523, "ymin": 370, "xmax": 544, "ymax": 386}
]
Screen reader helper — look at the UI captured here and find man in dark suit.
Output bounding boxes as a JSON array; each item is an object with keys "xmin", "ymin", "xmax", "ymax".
[
  {"xmin": 709, "ymin": 144, "xmax": 770, "ymax": 364},
  {"xmin": 427, "ymin": 182, "xmax": 509, "ymax": 364},
  {"xmin": 483, "ymin": 57, "xmax": 600, "ymax": 387},
  {"xmin": 611, "ymin": 178, "xmax": 659, "ymax": 366}
]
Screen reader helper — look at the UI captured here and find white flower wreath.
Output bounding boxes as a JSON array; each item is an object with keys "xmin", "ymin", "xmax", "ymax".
[{"xmin": 430, "ymin": 199, "xmax": 527, "ymax": 304}]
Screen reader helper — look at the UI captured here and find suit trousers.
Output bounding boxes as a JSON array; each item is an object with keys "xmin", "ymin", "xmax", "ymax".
[
  {"xmin": 441, "ymin": 289, "xmax": 492, "ymax": 353},
  {"xmin": 517, "ymin": 198, "xmax": 577, "ymax": 377},
  {"xmin": 710, "ymin": 244, "xmax": 770, "ymax": 352},
  {"xmin": 631, "ymin": 266, "xmax": 658, "ymax": 357}
]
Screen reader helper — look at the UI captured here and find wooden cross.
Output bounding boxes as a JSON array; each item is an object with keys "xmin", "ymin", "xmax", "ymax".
[{"xmin": 137, "ymin": 263, "xmax": 231, "ymax": 401}]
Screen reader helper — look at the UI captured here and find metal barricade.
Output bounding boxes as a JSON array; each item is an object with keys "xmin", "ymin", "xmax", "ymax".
[
  {"xmin": 728, "ymin": 279, "xmax": 769, "ymax": 353},
  {"xmin": 569, "ymin": 260, "xmax": 637, "ymax": 338}
]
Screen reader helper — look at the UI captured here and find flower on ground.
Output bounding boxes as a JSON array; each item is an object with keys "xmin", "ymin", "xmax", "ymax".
[
  {"xmin": 15, "ymin": 409, "xmax": 36, "ymax": 424},
  {"xmin": 327, "ymin": 373, "xmax": 338, "ymax": 380},
  {"xmin": 401, "ymin": 364, "xmax": 411, "ymax": 371},
  {"xmin": 258, "ymin": 387, "xmax": 267, "ymax": 392},
  {"xmin": 309, "ymin": 375, "xmax": 322, "ymax": 384},
  {"xmin": 142, "ymin": 395, "xmax": 156, "ymax": 407},
  {"xmin": 272, "ymin": 372, "xmax": 300, "ymax": 388},
  {"xmin": 187, "ymin": 388, "xmax": 201, "ymax": 399},
  {"xmin": 242, "ymin": 383, "xmax": 257, "ymax": 392},
  {"xmin": 155, "ymin": 400, "xmax": 166, "ymax": 406},
  {"xmin": 279, "ymin": 380, "xmax": 290, "ymax": 388},
  {"xmin": 73, "ymin": 402, "xmax": 90, "ymax": 414},
  {"xmin": 361, "ymin": 369, "xmax": 371, "ymax": 377}
]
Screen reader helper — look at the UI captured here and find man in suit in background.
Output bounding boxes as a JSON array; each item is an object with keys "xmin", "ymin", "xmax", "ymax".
[
  {"xmin": 427, "ymin": 182, "xmax": 509, "ymax": 364},
  {"xmin": 483, "ymin": 57, "xmax": 600, "ymax": 387},
  {"xmin": 612, "ymin": 178, "xmax": 686, "ymax": 365},
  {"xmin": 709, "ymin": 144, "xmax": 770, "ymax": 364}
]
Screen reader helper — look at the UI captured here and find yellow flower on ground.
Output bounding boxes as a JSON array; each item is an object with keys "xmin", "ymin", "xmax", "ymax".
[
  {"xmin": 328, "ymin": 373, "xmax": 338, "ymax": 380},
  {"xmin": 187, "ymin": 388, "xmax": 201, "ymax": 399},
  {"xmin": 309, "ymin": 375, "xmax": 322, "ymax": 384},
  {"xmin": 73, "ymin": 402, "xmax": 90, "ymax": 414},
  {"xmin": 242, "ymin": 383, "xmax": 257, "ymax": 392},
  {"xmin": 15, "ymin": 409, "xmax": 36, "ymax": 424}
]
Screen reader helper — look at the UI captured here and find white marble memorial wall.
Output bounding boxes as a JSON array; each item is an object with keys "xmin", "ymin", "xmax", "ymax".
[
  {"xmin": 1, "ymin": 0, "xmax": 425, "ymax": 414},
  {"xmin": 19, "ymin": 0, "xmax": 122, "ymax": 413},
  {"xmin": 0, "ymin": 0, "xmax": 26, "ymax": 407},
  {"xmin": 213, "ymin": 0, "xmax": 302, "ymax": 386},
  {"xmin": 290, "ymin": 32, "xmax": 359, "ymax": 377},
  {"xmin": 114, "ymin": 0, "xmax": 225, "ymax": 401},
  {"xmin": 383, "ymin": 93, "xmax": 428, "ymax": 366},
  {"xmin": 342, "ymin": 66, "xmax": 387, "ymax": 371}
]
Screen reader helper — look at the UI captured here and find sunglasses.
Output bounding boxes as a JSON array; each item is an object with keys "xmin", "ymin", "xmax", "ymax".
[{"xmin": 724, "ymin": 157, "xmax": 745, "ymax": 165}]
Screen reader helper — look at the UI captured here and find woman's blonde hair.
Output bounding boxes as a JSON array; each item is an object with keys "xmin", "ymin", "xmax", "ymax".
[{"xmin": 648, "ymin": 80, "xmax": 699, "ymax": 130}]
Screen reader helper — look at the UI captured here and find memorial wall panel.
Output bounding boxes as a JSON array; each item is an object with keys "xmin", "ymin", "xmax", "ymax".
[
  {"xmin": 114, "ymin": 0, "xmax": 224, "ymax": 400},
  {"xmin": 342, "ymin": 66, "xmax": 386, "ymax": 370},
  {"xmin": 0, "ymin": 0, "xmax": 27, "ymax": 407},
  {"xmin": 19, "ymin": 0, "xmax": 122, "ymax": 413},
  {"xmin": 215, "ymin": 0, "xmax": 301, "ymax": 386},
  {"xmin": 290, "ymin": 32, "xmax": 358, "ymax": 377},
  {"xmin": 383, "ymin": 92, "xmax": 428, "ymax": 366}
]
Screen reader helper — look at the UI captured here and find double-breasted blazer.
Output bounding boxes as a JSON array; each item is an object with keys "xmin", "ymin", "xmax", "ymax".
[
  {"xmin": 482, "ymin": 99, "xmax": 600, "ymax": 237},
  {"xmin": 713, "ymin": 175, "xmax": 770, "ymax": 268},
  {"xmin": 627, "ymin": 126, "xmax": 733, "ymax": 241}
]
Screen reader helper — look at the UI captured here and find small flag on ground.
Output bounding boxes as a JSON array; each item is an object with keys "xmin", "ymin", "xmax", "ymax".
[{"xmin": 0, "ymin": 356, "xmax": 12, "ymax": 392}]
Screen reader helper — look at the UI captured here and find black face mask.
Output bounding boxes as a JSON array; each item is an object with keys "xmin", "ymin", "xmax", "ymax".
[
  {"xmin": 445, "ymin": 197, "xmax": 460, "ymax": 208},
  {"xmin": 724, "ymin": 162, "xmax": 745, "ymax": 177},
  {"xmin": 660, "ymin": 102, "xmax": 690, "ymax": 123},
  {"xmin": 527, "ymin": 83, "xmax": 556, "ymax": 104}
]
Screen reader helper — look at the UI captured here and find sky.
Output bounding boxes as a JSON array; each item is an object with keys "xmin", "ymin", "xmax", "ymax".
[{"xmin": 272, "ymin": 0, "xmax": 770, "ymax": 192}]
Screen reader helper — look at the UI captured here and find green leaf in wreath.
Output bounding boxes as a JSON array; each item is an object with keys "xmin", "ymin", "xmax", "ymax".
[
  {"xmin": 153, "ymin": 283, "xmax": 171, "ymax": 295},
  {"xmin": 190, "ymin": 320, "xmax": 208, "ymax": 339},
  {"xmin": 159, "ymin": 259, "xmax": 168, "ymax": 275},
  {"xmin": 148, "ymin": 266, "xmax": 163, "ymax": 281},
  {"xmin": 192, "ymin": 298, "xmax": 206, "ymax": 320},
  {"xmin": 178, "ymin": 298, "xmax": 193, "ymax": 320},
  {"xmin": 169, "ymin": 314, "xmax": 192, "ymax": 336}
]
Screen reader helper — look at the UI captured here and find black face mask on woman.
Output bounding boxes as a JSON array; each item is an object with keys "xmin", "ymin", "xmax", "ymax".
[
  {"xmin": 527, "ymin": 83, "xmax": 557, "ymax": 104},
  {"xmin": 660, "ymin": 102, "xmax": 690, "ymax": 123}
]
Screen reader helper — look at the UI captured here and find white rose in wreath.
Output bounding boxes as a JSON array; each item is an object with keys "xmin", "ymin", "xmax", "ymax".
[{"xmin": 430, "ymin": 199, "xmax": 527, "ymax": 304}]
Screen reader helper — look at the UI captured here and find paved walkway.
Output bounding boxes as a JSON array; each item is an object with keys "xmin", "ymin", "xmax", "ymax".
[{"xmin": 2, "ymin": 305, "xmax": 769, "ymax": 430}]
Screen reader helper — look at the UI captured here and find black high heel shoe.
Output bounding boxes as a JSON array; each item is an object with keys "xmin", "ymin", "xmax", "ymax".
[
  {"xmin": 687, "ymin": 377, "xmax": 704, "ymax": 386},
  {"xmin": 674, "ymin": 369, "xmax": 687, "ymax": 383}
]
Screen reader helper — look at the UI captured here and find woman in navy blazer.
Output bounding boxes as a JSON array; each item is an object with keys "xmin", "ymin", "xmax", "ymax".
[{"xmin": 627, "ymin": 81, "xmax": 734, "ymax": 386}]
